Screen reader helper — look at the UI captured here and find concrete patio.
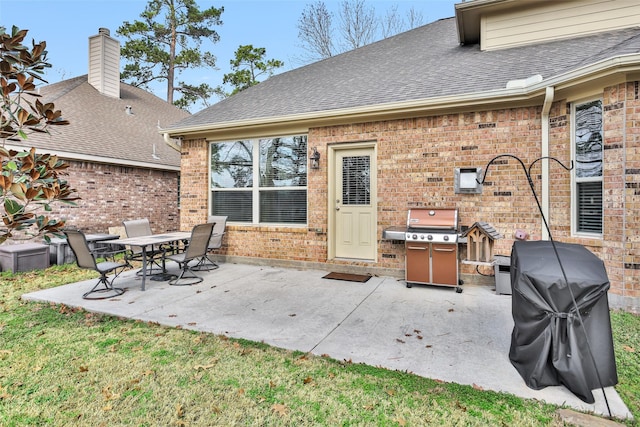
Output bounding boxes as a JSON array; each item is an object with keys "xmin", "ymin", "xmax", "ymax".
[{"xmin": 22, "ymin": 261, "xmax": 632, "ymax": 421}]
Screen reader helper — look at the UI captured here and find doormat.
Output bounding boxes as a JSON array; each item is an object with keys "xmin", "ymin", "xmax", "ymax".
[{"xmin": 322, "ymin": 272, "xmax": 372, "ymax": 283}]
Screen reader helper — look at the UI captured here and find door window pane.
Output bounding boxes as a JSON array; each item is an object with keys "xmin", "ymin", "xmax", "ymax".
[{"xmin": 342, "ymin": 155, "xmax": 370, "ymax": 205}]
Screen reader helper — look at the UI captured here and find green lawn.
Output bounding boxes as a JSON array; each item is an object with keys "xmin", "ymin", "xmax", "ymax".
[{"xmin": 1, "ymin": 264, "xmax": 638, "ymax": 426}]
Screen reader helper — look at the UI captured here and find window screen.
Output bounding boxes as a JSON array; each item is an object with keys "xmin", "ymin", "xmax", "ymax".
[
  {"xmin": 260, "ymin": 190, "xmax": 307, "ymax": 223},
  {"xmin": 211, "ymin": 191, "xmax": 252, "ymax": 222},
  {"xmin": 576, "ymin": 182, "xmax": 603, "ymax": 234}
]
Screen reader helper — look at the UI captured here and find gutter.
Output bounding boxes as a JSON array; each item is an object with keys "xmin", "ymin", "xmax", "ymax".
[
  {"xmin": 162, "ymin": 87, "xmax": 545, "ymax": 138},
  {"xmin": 541, "ymin": 86, "xmax": 554, "ymax": 241}
]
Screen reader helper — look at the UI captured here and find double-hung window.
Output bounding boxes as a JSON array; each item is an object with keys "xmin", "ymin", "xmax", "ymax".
[
  {"xmin": 572, "ymin": 99, "xmax": 603, "ymax": 236},
  {"xmin": 210, "ymin": 135, "xmax": 308, "ymax": 224}
]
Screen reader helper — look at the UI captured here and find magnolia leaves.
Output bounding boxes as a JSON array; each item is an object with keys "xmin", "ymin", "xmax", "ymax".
[
  {"xmin": 1, "ymin": 26, "xmax": 75, "ymax": 243},
  {"xmin": 1, "ymin": 147, "xmax": 78, "ymax": 243},
  {"xmin": 1, "ymin": 26, "xmax": 69, "ymax": 142}
]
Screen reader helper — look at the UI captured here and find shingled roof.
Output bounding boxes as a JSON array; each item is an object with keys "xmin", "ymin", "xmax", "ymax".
[
  {"xmin": 166, "ymin": 17, "xmax": 640, "ymax": 132},
  {"xmin": 9, "ymin": 76, "xmax": 190, "ymax": 170}
]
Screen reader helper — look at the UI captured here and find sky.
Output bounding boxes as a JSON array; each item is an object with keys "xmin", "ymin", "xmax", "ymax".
[{"xmin": 0, "ymin": 0, "xmax": 458, "ymax": 111}]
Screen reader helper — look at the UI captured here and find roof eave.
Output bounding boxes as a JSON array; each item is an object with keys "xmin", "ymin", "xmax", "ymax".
[
  {"xmin": 165, "ymin": 53, "xmax": 640, "ymax": 140},
  {"xmin": 455, "ymin": 0, "xmax": 511, "ymax": 46},
  {"xmin": 1, "ymin": 144, "xmax": 180, "ymax": 172},
  {"xmin": 164, "ymin": 90, "xmax": 544, "ymax": 140}
]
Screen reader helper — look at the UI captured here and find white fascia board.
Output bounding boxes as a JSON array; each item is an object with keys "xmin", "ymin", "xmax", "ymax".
[
  {"xmin": 164, "ymin": 53, "xmax": 640, "ymax": 138},
  {"xmin": 162, "ymin": 88, "xmax": 541, "ymax": 138},
  {"xmin": 2, "ymin": 144, "xmax": 180, "ymax": 172}
]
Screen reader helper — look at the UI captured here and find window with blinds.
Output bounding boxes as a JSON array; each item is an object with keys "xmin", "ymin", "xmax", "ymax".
[
  {"xmin": 210, "ymin": 136, "xmax": 307, "ymax": 224},
  {"xmin": 573, "ymin": 99, "xmax": 603, "ymax": 235},
  {"xmin": 342, "ymin": 156, "xmax": 370, "ymax": 205}
]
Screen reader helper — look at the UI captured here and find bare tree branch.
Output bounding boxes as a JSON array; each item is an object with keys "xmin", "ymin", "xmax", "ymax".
[
  {"xmin": 406, "ymin": 6, "xmax": 425, "ymax": 29},
  {"xmin": 381, "ymin": 4, "xmax": 404, "ymax": 39},
  {"xmin": 296, "ymin": 1, "xmax": 427, "ymax": 65},
  {"xmin": 297, "ymin": 1, "xmax": 335, "ymax": 61},
  {"xmin": 338, "ymin": 0, "xmax": 377, "ymax": 51}
]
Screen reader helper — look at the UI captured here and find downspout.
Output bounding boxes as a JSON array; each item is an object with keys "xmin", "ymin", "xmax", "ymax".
[
  {"xmin": 163, "ymin": 132, "xmax": 182, "ymax": 152},
  {"xmin": 541, "ymin": 86, "xmax": 554, "ymax": 241}
]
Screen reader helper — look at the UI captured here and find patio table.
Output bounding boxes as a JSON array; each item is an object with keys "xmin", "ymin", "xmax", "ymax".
[{"xmin": 102, "ymin": 231, "xmax": 192, "ymax": 291}]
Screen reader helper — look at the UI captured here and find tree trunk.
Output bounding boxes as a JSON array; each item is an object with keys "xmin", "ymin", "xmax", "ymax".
[{"xmin": 167, "ymin": 0, "xmax": 177, "ymax": 104}]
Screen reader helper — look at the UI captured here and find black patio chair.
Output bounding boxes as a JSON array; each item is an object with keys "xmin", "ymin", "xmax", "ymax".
[
  {"xmin": 166, "ymin": 222, "xmax": 215, "ymax": 286},
  {"xmin": 191, "ymin": 215, "xmax": 227, "ymax": 271},
  {"xmin": 64, "ymin": 229, "xmax": 128, "ymax": 300}
]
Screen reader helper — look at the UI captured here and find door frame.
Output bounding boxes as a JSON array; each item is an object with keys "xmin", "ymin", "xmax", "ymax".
[{"xmin": 327, "ymin": 141, "xmax": 378, "ymax": 261}]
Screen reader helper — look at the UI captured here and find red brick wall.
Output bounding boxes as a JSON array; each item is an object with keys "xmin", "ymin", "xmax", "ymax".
[
  {"xmin": 179, "ymin": 138, "xmax": 209, "ymax": 230},
  {"xmin": 622, "ymin": 82, "xmax": 640, "ymax": 301},
  {"xmin": 47, "ymin": 160, "xmax": 179, "ymax": 234},
  {"xmin": 179, "ymin": 82, "xmax": 640, "ymax": 310},
  {"xmin": 306, "ymin": 109, "xmax": 548, "ymax": 273}
]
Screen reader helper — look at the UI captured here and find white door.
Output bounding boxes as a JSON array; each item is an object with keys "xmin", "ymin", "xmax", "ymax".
[{"xmin": 333, "ymin": 146, "xmax": 377, "ymax": 260}]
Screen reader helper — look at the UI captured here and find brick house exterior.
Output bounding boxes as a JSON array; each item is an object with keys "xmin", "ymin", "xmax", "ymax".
[
  {"xmin": 6, "ymin": 28, "xmax": 189, "ymax": 237},
  {"xmin": 44, "ymin": 161, "xmax": 180, "ymax": 234},
  {"xmin": 167, "ymin": 1, "xmax": 640, "ymax": 313}
]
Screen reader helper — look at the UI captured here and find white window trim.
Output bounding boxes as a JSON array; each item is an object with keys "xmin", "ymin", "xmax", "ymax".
[{"xmin": 570, "ymin": 98, "xmax": 604, "ymax": 238}]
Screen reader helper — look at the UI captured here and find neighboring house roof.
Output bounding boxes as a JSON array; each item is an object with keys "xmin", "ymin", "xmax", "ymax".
[
  {"xmin": 165, "ymin": 17, "xmax": 640, "ymax": 135},
  {"xmin": 9, "ymin": 76, "xmax": 190, "ymax": 170}
]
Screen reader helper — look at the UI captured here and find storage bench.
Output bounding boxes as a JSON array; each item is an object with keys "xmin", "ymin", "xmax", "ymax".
[{"xmin": 0, "ymin": 243, "xmax": 50, "ymax": 273}]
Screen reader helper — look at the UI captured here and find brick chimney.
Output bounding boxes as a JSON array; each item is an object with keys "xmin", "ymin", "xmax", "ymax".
[{"xmin": 88, "ymin": 28, "xmax": 120, "ymax": 98}]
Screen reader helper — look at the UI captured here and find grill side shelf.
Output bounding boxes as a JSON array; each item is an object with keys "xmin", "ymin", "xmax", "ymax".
[{"xmin": 382, "ymin": 226, "xmax": 406, "ymax": 240}]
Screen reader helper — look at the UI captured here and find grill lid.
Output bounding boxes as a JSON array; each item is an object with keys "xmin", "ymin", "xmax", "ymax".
[{"xmin": 407, "ymin": 208, "xmax": 458, "ymax": 230}]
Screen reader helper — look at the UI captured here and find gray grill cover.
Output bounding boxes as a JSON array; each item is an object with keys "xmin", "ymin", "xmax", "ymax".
[{"xmin": 509, "ymin": 241, "xmax": 617, "ymax": 403}]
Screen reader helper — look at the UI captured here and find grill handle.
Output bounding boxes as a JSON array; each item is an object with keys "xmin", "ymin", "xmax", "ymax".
[
  {"xmin": 433, "ymin": 247, "xmax": 455, "ymax": 252},
  {"xmin": 406, "ymin": 246, "xmax": 428, "ymax": 251}
]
